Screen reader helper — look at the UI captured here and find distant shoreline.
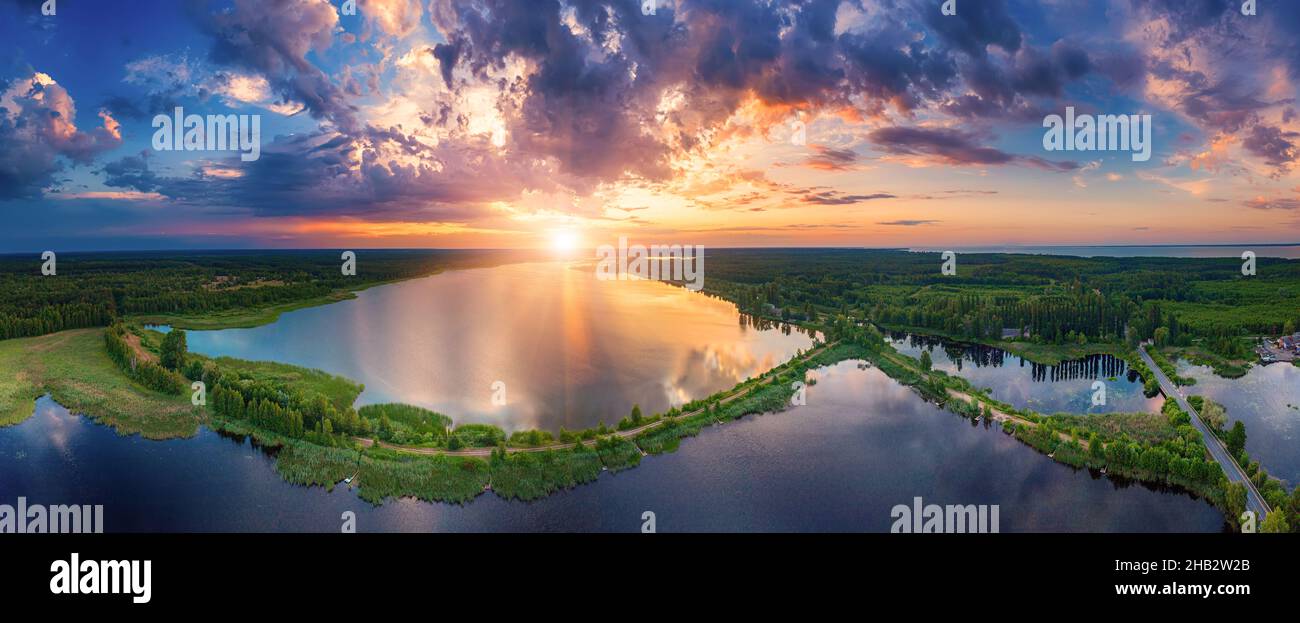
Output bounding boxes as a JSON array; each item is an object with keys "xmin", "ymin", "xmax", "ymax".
[{"xmin": 3, "ymin": 244, "xmax": 1300, "ymax": 258}]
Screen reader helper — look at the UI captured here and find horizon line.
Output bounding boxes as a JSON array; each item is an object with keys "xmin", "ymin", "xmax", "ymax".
[{"xmin": 3, "ymin": 242, "xmax": 1300, "ymax": 256}]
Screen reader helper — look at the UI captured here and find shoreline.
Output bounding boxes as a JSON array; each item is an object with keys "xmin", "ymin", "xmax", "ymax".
[
  {"xmin": 0, "ymin": 264, "xmax": 1266, "ymax": 519},
  {"xmin": 0, "ymin": 324, "xmax": 1238, "ymax": 523}
]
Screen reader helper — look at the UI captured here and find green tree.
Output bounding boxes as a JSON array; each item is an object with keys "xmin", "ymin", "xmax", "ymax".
[
  {"xmin": 159, "ymin": 329, "xmax": 188, "ymax": 371},
  {"xmin": 1153, "ymin": 326, "xmax": 1169, "ymax": 347},
  {"xmin": 1088, "ymin": 432, "xmax": 1104, "ymax": 459},
  {"xmin": 1225, "ymin": 482, "xmax": 1248, "ymax": 527},
  {"xmin": 919, "ymin": 350, "xmax": 932, "ymax": 372},
  {"xmin": 1226, "ymin": 421, "xmax": 1248, "ymax": 457},
  {"xmin": 630, "ymin": 404, "xmax": 643, "ymax": 424},
  {"xmin": 1261, "ymin": 510, "xmax": 1290, "ymax": 533}
]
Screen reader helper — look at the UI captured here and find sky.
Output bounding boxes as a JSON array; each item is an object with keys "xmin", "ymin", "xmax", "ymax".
[{"xmin": 2, "ymin": 0, "xmax": 1300, "ymax": 251}]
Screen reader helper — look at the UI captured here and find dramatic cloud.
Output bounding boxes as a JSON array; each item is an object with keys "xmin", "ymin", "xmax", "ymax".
[
  {"xmin": 878, "ymin": 219, "xmax": 939, "ymax": 226},
  {"xmin": 3, "ymin": 0, "xmax": 1299, "ymax": 248},
  {"xmin": 118, "ymin": 54, "xmax": 306, "ymax": 116},
  {"xmin": 867, "ymin": 126, "xmax": 1077, "ymax": 171},
  {"xmin": 0, "ymin": 73, "xmax": 122, "ymax": 199},
  {"xmin": 192, "ymin": 0, "xmax": 356, "ymax": 129},
  {"xmin": 804, "ymin": 145, "xmax": 861, "ymax": 170},
  {"xmin": 800, "ymin": 190, "xmax": 895, "ymax": 205},
  {"xmin": 1242, "ymin": 124, "xmax": 1299, "ymax": 171}
]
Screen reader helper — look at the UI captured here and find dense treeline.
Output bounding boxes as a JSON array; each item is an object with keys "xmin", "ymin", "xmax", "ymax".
[
  {"xmin": 700, "ymin": 249, "xmax": 1300, "ymax": 357},
  {"xmin": 103, "ymin": 323, "xmax": 187, "ymax": 395},
  {"xmin": 209, "ymin": 376, "xmax": 366, "ymax": 445},
  {"xmin": 358, "ymin": 403, "xmax": 452, "ymax": 446},
  {"xmin": 0, "ymin": 249, "xmax": 536, "ymax": 341},
  {"xmin": 0, "ymin": 302, "xmax": 114, "ymax": 339}
]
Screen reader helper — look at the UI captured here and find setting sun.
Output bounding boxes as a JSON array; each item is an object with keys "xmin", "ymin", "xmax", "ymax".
[{"xmin": 548, "ymin": 229, "xmax": 581, "ymax": 253}]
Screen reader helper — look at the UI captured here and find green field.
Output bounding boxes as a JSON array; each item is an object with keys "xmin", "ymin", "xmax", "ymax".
[{"xmin": 0, "ymin": 329, "xmax": 197, "ymax": 438}]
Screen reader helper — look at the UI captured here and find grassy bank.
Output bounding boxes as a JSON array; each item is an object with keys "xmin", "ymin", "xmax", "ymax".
[
  {"xmin": 129, "ymin": 278, "xmax": 410, "ymax": 331},
  {"xmin": 0, "ymin": 329, "xmax": 198, "ymax": 437}
]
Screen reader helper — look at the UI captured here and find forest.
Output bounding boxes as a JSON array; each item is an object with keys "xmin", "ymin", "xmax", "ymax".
[
  {"xmin": 700, "ymin": 249, "xmax": 1300, "ymax": 359},
  {"xmin": 0, "ymin": 249, "xmax": 535, "ymax": 340}
]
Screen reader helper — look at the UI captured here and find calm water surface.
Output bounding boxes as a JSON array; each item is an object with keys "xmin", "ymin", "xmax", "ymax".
[
  {"xmin": 1177, "ymin": 360, "xmax": 1300, "ymax": 486},
  {"xmin": 177, "ymin": 261, "xmax": 814, "ymax": 432},
  {"xmin": 0, "ymin": 264, "xmax": 1233, "ymax": 531},
  {"xmin": 0, "ymin": 361, "xmax": 1227, "ymax": 532},
  {"xmin": 889, "ymin": 334, "xmax": 1162, "ymax": 415}
]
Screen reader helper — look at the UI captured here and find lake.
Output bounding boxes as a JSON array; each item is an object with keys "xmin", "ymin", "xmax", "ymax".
[
  {"xmin": 0, "ymin": 366, "xmax": 1226, "ymax": 531},
  {"xmin": 889, "ymin": 333, "xmax": 1162, "ymax": 415},
  {"xmin": 174, "ymin": 261, "xmax": 816, "ymax": 432},
  {"xmin": 0, "ymin": 263, "xmax": 1231, "ymax": 531},
  {"xmin": 1177, "ymin": 359, "xmax": 1300, "ymax": 487}
]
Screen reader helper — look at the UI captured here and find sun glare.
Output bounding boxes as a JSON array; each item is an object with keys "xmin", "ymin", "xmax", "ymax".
[{"xmin": 549, "ymin": 229, "xmax": 581, "ymax": 254}]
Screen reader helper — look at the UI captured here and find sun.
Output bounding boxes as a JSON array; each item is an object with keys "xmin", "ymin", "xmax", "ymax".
[{"xmin": 548, "ymin": 229, "xmax": 581, "ymax": 254}]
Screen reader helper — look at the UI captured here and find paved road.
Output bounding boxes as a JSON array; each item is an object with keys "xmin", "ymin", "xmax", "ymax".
[{"xmin": 1138, "ymin": 344, "xmax": 1270, "ymax": 520}]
